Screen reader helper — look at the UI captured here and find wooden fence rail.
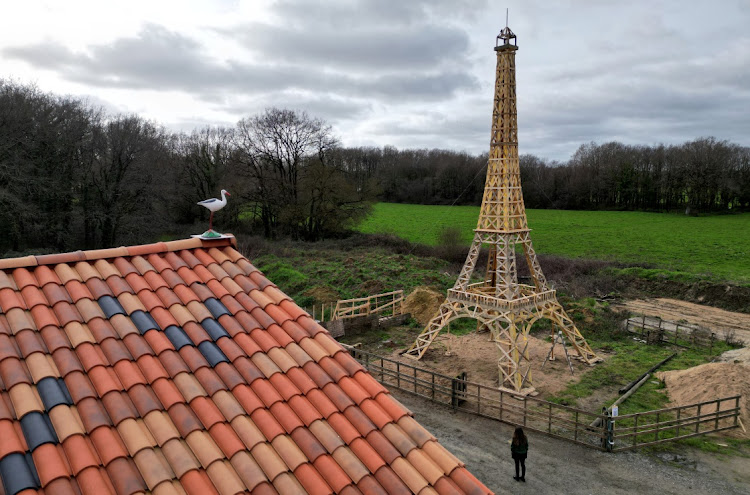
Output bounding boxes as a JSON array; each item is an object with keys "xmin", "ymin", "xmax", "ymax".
[
  {"xmin": 610, "ymin": 396, "xmax": 741, "ymax": 451},
  {"xmin": 346, "ymin": 347, "xmax": 741, "ymax": 452},
  {"xmin": 332, "ymin": 290, "xmax": 404, "ymax": 321},
  {"xmin": 625, "ymin": 315, "xmax": 716, "ymax": 350}
]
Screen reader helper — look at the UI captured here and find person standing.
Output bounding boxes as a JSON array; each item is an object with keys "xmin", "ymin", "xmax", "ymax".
[{"xmin": 511, "ymin": 427, "xmax": 528, "ymax": 482}]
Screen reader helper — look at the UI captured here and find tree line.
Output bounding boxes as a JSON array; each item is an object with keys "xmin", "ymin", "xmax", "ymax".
[
  {"xmin": 335, "ymin": 140, "xmax": 750, "ymax": 212},
  {"xmin": 0, "ymin": 81, "xmax": 375, "ymax": 254},
  {"xmin": 1, "ymin": 80, "xmax": 748, "ymax": 255}
]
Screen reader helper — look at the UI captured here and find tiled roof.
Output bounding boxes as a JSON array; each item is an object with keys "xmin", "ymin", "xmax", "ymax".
[{"xmin": 0, "ymin": 237, "xmax": 492, "ymax": 495}]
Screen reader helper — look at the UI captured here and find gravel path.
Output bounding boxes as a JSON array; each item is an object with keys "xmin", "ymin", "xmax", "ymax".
[{"xmin": 394, "ymin": 390, "xmax": 749, "ymax": 495}]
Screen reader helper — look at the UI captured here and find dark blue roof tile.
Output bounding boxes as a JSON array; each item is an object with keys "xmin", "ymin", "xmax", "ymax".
[
  {"xmin": 201, "ymin": 318, "xmax": 229, "ymax": 342},
  {"xmin": 0, "ymin": 452, "xmax": 39, "ymax": 495},
  {"xmin": 130, "ymin": 310, "xmax": 161, "ymax": 334},
  {"xmin": 37, "ymin": 377, "xmax": 72, "ymax": 411},
  {"xmin": 204, "ymin": 298, "xmax": 231, "ymax": 319},
  {"xmin": 197, "ymin": 341, "xmax": 229, "ymax": 367},
  {"xmin": 164, "ymin": 325, "xmax": 193, "ymax": 350},
  {"xmin": 97, "ymin": 295, "xmax": 126, "ymax": 318},
  {"xmin": 20, "ymin": 411, "xmax": 58, "ymax": 451}
]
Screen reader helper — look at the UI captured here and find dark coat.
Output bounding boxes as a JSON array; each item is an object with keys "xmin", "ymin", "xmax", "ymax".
[{"xmin": 511, "ymin": 440, "xmax": 528, "ymax": 459}]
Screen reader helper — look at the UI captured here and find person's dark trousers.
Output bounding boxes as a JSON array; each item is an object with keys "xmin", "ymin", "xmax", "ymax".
[{"xmin": 514, "ymin": 456, "xmax": 526, "ymax": 480}]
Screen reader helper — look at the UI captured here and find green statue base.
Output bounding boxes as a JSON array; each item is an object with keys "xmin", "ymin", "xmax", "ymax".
[{"xmin": 200, "ymin": 230, "xmax": 223, "ymax": 239}]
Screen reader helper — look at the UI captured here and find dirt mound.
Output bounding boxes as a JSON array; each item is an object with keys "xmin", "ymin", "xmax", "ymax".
[
  {"xmin": 613, "ymin": 298, "xmax": 750, "ymax": 344},
  {"xmin": 302, "ymin": 286, "xmax": 339, "ymax": 303},
  {"xmin": 656, "ymin": 363, "xmax": 749, "ymax": 438},
  {"xmin": 404, "ymin": 287, "xmax": 444, "ymax": 325},
  {"xmin": 716, "ymin": 347, "xmax": 750, "ymax": 364}
]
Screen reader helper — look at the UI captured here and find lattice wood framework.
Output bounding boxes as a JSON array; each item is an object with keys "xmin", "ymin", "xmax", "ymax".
[{"xmin": 403, "ymin": 26, "xmax": 601, "ymax": 394}]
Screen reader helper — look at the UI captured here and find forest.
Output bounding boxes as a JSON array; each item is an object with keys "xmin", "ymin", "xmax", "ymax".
[{"xmin": 1, "ymin": 79, "xmax": 748, "ymax": 254}]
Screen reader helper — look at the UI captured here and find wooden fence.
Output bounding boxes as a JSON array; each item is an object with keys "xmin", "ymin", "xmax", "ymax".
[
  {"xmin": 332, "ymin": 290, "xmax": 404, "ymax": 321},
  {"xmin": 348, "ymin": 347, "xmax": 609, "ymax": 450},
  {"xmin": 346, "ymin": 347, "xmax": 741, "ymax": 452},
  {"xmin": 625, "ymin": 315, "xmax": 716, "ymax": 350},
  {"xmin": 610, "ymin": 396, "xmax": 741, "ymax": 451}
]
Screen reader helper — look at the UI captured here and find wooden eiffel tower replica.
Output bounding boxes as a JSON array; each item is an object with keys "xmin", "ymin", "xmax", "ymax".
[{"xmin": 403, "ymin": 24, "xmax": 601, "ymax": 394}]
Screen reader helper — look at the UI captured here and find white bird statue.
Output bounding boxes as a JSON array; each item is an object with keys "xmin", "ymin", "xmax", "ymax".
[{"xmin": 197, "ymin": 189, "xmax": 230, "ymax": 233}]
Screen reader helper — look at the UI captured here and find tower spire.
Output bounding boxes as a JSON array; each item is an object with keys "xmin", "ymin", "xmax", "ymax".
[{"xmin": 403, "ymin": 25, "xmax": 601, "ymax": 394}]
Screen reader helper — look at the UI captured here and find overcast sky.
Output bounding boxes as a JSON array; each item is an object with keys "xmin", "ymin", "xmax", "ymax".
[{"xmin": 2, "ymin": 0, "xmax": 748, "ymax": 160}]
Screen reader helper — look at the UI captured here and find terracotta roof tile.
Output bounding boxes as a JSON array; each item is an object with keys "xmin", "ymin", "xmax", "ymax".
[
  {"xmin": 102, "ymin": 390, "xmax": 138, "ymax": 426},
  {"xmin": 250, "ymin": 442, "xmax": 288, "ymax": 481},
  {"xmin": 292, "ymin": 463, "xmax": 332, "ymax": 495},
  {"xmin": 106, "ymin": 455, "xmax": 148, "ymax": 495},
  {"xmin": 327, "ymin": 412, "xmax": 362, "ymax": 445},
  {"xmin": 161, "ymin": 437, "xmax": 200, "ymax": 478},
  {"xmin": 250, "ymin": 408, "xmax": 285, "ymax": 441},
  {"xmin": 133, "ymin": 447, "xmax": 175, "ymax": 490},
  {"xmin": 206, "ymin": 458, "xmax": 246, "ymax": 495},
  {"xmin": 48, "ymin": 406, "xmax": 85, "ymax": 442},
  {"xmin": 270, "ymin": 433, "xmax": 307, "ymax": 471},
  {"xmin": 272, "ymin": 471, "xmax": 308, "ymax": 495},
  {"xmin": 308, "ymin": 419, "xmax": 345, "ymax": 453},
  {"xmin": 32, "ymin": 443, "xmax": 70, "ymax": 486},
  {"xmin": 332, "ymin": 446, "xmax": 370, "ymax": 484},
  {"xmin": 374, "ymin": 465, "xmax": 412, "ymax": 495},
  {"xmin": 0, "ymin": 238, "xmax": 491, "ymax": 495},
  {"xmin": 349, "ymin": 437, "xmax": 386, "ymax": 474},
  {"xmin": 179, "ymin": 468, "xmax": 220, "ymax": 495},
  {"xmin": 449, "ymin": 467, "xmax": 492, "ymax": 495},
  {"xmin": 144, "ymin": 410, "xmax": 180, "ymax": 446},
  {"xmin": 185, "ymin": 429, "xmax": 224, "ymax": 469},
  {"xmin": 312, "ymin": 453, "xmax": 352, "ymax": 492},
  {"xmin": 287, "ymin": 395, "xmax": 323, "ymax": 427},
  {"xmin": 289, "ymin": 426, "xmax": 327, "ymax": 463},
  {"xmin": 269, "ymin": 401, "xmax": 303, "ymax": 434},
  {"xmin": 305, "ymin": 388, "xmax": 338, "ymax": 420}
]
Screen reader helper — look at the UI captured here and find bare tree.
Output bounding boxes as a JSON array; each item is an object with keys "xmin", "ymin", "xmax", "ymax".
[{"xmin": 235, "ymin": 108, "xmax": 339, "ymax": 237}]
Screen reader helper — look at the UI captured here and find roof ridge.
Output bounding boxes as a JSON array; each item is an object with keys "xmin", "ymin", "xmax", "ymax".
[{"xmin": 0, "ymin": 235, "xmax": 237, "ymax": 270}]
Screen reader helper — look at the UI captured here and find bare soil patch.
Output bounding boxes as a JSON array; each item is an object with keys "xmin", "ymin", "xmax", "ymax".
[
  {"xmin": 388, "ymin": 330, "xmax": 604, "ymax": 398},
  {"xmin": 403, "ymin": 286, "xmax": 443, "ymax": 325},
  {"xmin": 613, "ymin": 298, "xmax": 750, "ymax": 344},
  {"xmin": 656, "ymin": 362, "xmax": 750, "ymax": 439}
]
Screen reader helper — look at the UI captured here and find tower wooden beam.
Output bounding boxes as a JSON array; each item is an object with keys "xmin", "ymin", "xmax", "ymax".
[{"xmin": 403, "ymin": 25, "xmax": 601, "ymax": 394}]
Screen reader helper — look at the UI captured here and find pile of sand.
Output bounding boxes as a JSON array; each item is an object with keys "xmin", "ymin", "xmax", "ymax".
[
  {"xmin": 656, "ymin": 362, "xmax": 749, "ymax": 438},
  {"xmin": 404, "ymin": 287, "xmax": 444, "ymax": 325},
  {"xmin": 716, "ymin": 347, "xmax": 750, "ymax": 364}
]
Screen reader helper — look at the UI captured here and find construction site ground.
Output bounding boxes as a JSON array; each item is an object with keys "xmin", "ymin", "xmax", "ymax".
[
  {"xmin": 396, "ymin": 388, "xmax": 750, "ymax": 494},
  {"xmin": 613, "ymin": 297, "xmax": 750, "ymax": 344}
]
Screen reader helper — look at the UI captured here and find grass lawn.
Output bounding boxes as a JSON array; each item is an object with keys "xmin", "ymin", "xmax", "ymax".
[{"xmin": 356, "ymin": 203, "xmax": 750, "ymax": 283}]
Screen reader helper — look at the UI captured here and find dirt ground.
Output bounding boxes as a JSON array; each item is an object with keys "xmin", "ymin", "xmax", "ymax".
[
  {"xmin": 613, "ymin": 298, "xmax": 750, "ymax": 344},
  {"xmin": 395, "ymin": 389, "xmax": 750, "ymax": 495},
  {"xmin": 389, "ymin": 330, "xmax": 603, "ymax": 398}
]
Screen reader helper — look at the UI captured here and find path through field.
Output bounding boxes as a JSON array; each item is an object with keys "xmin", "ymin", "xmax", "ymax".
[
  {"xmin": 613, "ymin": 298, "xmax": 750, "ymax": 344},
  {"xmin": 396, "ymin": 389, "xmax": 750, "ymax": 494}
]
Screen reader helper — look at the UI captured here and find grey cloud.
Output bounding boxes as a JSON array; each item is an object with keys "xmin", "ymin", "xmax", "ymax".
[
  {"xmin": 232, "ymin": 22, "xmax": 469, "ymax": 71},
  {"xmin": 4, "ymin": 23, "xmax": 476, "ymax": 103},
  {"xmin": 270, "ymin": 0, "xmax": 488, "ymax": 27}
]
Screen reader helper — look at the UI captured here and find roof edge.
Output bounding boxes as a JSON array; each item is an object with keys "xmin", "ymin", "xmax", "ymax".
[{"xmin": 0, "ymin": 235, "xmax": 237, "ymax": 270}]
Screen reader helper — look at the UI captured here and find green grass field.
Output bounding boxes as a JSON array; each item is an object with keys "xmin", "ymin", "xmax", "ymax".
[{"xmin": 356, "ymin": 203, "xmax": 750, "ymax": 283}]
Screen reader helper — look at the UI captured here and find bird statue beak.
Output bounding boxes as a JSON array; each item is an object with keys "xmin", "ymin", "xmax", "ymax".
[{"xmin": 226, "ymin": 192, "xmax": 231, "ymax": 196}]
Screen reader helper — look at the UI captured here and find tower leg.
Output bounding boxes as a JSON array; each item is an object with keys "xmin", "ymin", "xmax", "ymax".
[
  {"xmin": 489, "ymin": 315, "xmax": 534, "ymax": 393},
  {"xmin": 543, "ymin": 302, "xmax": 602, "ymax": 364},
  {"xmin": 403, "ymin": 301, "xmax": 457, "ymax": 360}
]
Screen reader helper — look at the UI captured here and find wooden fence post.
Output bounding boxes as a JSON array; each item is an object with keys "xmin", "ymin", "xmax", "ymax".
[
  {"xmin": 715, "ymin": 400, "xmax": 720, "ymax": 430},
  {"xmin": 696, "ymin": 404, "xmax": 701, "ymax": 433},
  {"xmin": 735, "ymin": 397, "xmax": 740, "ymax": 427}
]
